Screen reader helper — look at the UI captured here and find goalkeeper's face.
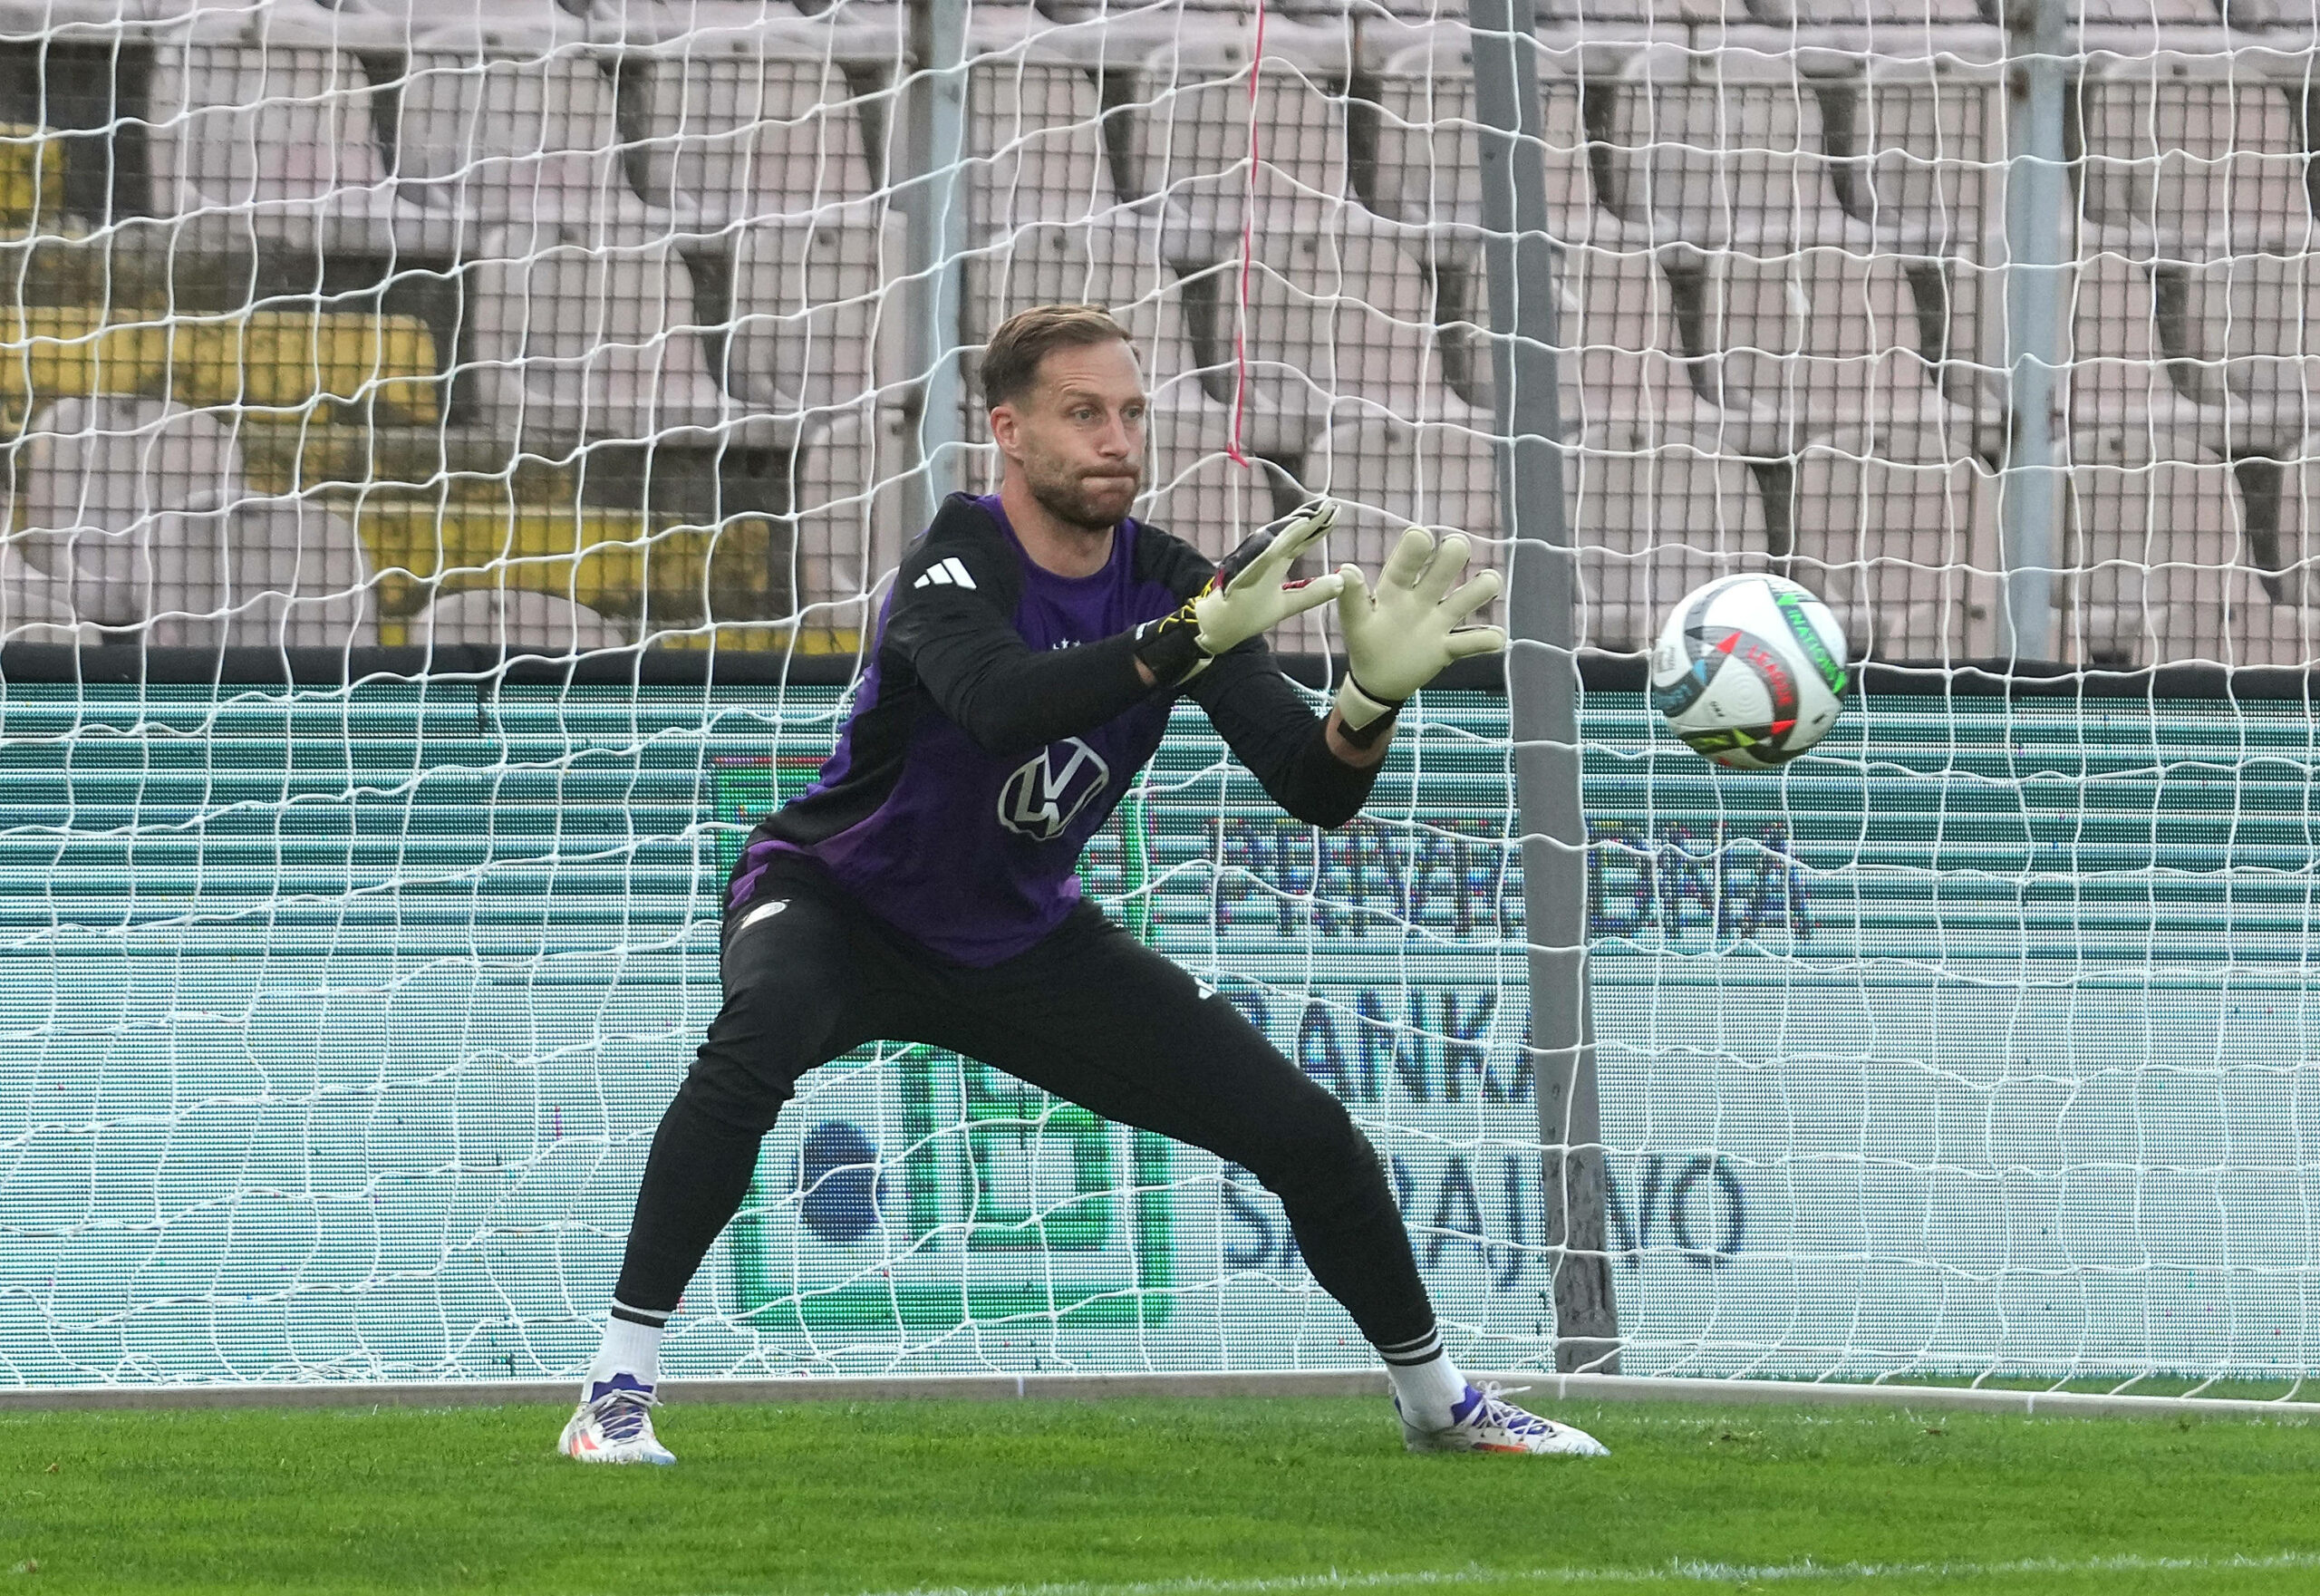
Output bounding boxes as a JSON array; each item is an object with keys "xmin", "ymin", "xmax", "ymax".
[{"xmin": 997, "ymin": 340, "xmax": 1147, "ymax": 533}]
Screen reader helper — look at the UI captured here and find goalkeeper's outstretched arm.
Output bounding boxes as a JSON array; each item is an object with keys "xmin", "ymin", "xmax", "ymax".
[
  {"xmin": 1190, "ymin": 525, "xmax": 1507, "ymax": 829},
  {"xmin": 890, "ymin": 495, "xmax": 1343, "ymax": 760}
]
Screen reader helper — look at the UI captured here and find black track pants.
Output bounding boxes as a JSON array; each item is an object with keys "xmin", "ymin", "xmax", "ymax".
[{"xmin": 614, "ymin": 856, "xmax": 1436, "ymax": 1349}]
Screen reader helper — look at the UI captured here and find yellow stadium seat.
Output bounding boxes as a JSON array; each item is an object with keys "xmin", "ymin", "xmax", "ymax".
[
  {"xmin": 344, "ymin": 497, "xmax": 781, "ymax": 637},
  {"xmin": 167, "ymin": 311, "xmax": 440, "ymax": 421},
  {"xmin": 0, "ymin": 124, "xmax": 64, "ymax": 234},
  {"xmin": 0, "ymin": 305, "xmax": 440, "ymax": 427}
]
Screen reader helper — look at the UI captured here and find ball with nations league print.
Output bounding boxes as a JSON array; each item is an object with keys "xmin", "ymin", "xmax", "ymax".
[{"xmin": 1648, "ymin": 574, "xmax": 1851, "ymax": 770}]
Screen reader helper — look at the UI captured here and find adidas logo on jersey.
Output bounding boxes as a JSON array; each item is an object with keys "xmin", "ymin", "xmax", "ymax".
[{"xmin": 912, "ymin": 557, "xmax": 977, "ymax": 591}]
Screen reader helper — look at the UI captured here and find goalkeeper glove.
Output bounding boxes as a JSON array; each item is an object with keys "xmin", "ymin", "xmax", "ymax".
[
  {"xmin": 1134, "ymin": 498, "xmax": 1346, "ymax": 686},
  {"xmin": 1332, "ymin": 527, "xmax": 1507, "ymax": 747}
]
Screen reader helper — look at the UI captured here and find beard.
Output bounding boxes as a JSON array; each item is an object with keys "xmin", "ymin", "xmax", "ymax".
[{"xmin": 1025, "ymin": 454, "xmax": 1140, "ymax": 533}]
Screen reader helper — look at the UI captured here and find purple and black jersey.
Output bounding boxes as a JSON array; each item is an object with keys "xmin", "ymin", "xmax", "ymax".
[{"xmin": 730, "ymin": 493, "xmax": 1379, "ymax": 965}]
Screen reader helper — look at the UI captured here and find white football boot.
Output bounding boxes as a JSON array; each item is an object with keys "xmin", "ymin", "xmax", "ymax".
[
  {"xmin": 558, "ymin": 1374, "xmax": 677, "ymax": 1465},
  {"xmin": 1398, "ymin": 1381, "xmax": 1610, "ymax": 1456}
]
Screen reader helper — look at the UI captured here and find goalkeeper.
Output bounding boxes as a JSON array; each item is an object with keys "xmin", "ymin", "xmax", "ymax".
[{"xmin": 560, "ymin": 305, "xmax": 1607, "ymax": 1465}]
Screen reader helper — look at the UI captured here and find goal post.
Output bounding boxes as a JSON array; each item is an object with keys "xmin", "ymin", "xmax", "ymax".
[
  {"xmin": 4, "ymin": 0, "xmax": 2320, "ymax": 1405},
  {"xmin": 1466, "ymin": 0, "xmax": 1618, "ymax": 1375}
]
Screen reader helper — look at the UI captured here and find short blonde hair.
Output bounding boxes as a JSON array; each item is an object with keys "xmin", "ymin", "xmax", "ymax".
[{"xmin": 981, "ymin": 305, "xmax": 1133, "ymax": 409}]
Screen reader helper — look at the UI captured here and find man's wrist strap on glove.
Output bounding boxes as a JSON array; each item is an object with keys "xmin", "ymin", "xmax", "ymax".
[
  {"xmin": 1332, "ymin": 675, "xmax": 1403, "ymax": 749},
  {"xmin": 1133, "ymin": 605, "xmax": 1210, "ymax": 686}
]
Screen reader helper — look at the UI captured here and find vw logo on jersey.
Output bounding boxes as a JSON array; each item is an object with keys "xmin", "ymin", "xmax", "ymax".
[{"xmin": 997, "ymin": 737, "xmax": 1111, "ymax": 842}]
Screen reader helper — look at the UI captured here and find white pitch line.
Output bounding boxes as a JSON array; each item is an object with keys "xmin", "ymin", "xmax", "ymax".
[{"xmin": 825, "ymin": 1549, "xmax": 2320, "ymax": 1596}]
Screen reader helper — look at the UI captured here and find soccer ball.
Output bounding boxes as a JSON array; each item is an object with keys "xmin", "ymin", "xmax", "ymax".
[{"xmin": 1649, "ymin": 575, "xmax": 1850, "ymax": 770}]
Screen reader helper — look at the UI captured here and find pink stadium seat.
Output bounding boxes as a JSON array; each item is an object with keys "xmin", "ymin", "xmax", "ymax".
[
  {"xmin": 228, "ymin": 490, "xmax": 379, "ymax": 651},
  {"xmin": 1821, "ymin": 63, "xmax": 1996, "ymax": 257},
  {"xmin": 1794, "ymin": 433, "xmax": 1997, "ymax": 661},
  {"xmin": 9, "ymin": 395, "xmax": 240, "ymax": 643},
  {"xmin": 788, "ymin": 403, "xmax": 911, "ymax": 624},
  {"xmin": 722, "ymin": 202, "xmax": 904, "ymax": 425},
  {"xmin": 2068, "ymin": 252, "xmax": 2211, "ymax": 463},
  {"xmin": 0, "ymin": 395, "xmax": 379, "ymax": 648},
  {"xmin": 957, "ymin": 214, "xmax": 1204, "ymax": 430},
  {"xmin": 1589, "ymin": 49, "xmax": 1851, "ymax": 251},
  {"xmin": 1569, "ymin": 444, "xmax": 1771, "ymax": 654},
  {"xmin": 1204, "ymin": 205, "xmax": 1473, "ymax": 452},
  {"xmin": 1307, "ymin": 414, "xmax": 1503, "ymax": 626},
  {"xmin": 2150, "ymin": 251, "xmax": 2320, "ymax": 458},
  {"xmin": 2243, "ymin": 455, "xmax": 2320, "ymax": 619},
  {"xmin": 624, "ymin": 21, "xmax": 880, "ymax": 226},
  {"xmin": 1123, "ymin": 15, "xmax": 1354, "ymax": 256},
  {"xmin": 464, "ymin": 225, "xmax": 777, "ymax": 452},
  {"xmin": 1678, "ymin": 247, "xmax": 1968, "ymax": 443},
  {"xmin": 1139, "ymin": 401, "xmax": 1306, "ymax": 564},
  {"xmin": 1559, "ymin": 243, "xmax": 1721, "ymax": 451},
  {"xmin": 141, "ymin": 7, "xmax": 409, "ymax": 256},
  {"xmin": 2077, "ymin": 59, "xmax": 2314, "ymax": 258},
  {"xmin": 965, "ymin": 11, "xmax": 1120, "ymax": 232},
  {"xmin": 2073, "ymin": 0, "xmax": 2227, "ymax": 25},
  {"xmin": 1362, "ymin": 23, "xmax": 1599, "ymax": 244},
  {"xmin": 387, "ymin": 28, "xmax": 672, "ymax": 250},
  {"xmin": 2064, "ymin": 444, "xmax": 2257, "ymax": 666}
]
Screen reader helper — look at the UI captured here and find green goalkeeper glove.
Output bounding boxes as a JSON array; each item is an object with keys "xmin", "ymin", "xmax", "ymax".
[
  {"xmin": 1134, "ymin": 499, "xmax": 1347, "ymax": 685},
  {"xmin": 1332, "ymin": 527, "xmax": 1507, "ymax": 746}
]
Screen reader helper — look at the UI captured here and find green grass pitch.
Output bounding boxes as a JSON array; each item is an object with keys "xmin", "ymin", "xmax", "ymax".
[{"xmin": 4, "ymin": 1396, "xmax": 2315, "ymax": 1594}]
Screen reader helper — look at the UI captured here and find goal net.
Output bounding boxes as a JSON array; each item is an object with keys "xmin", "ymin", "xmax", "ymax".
[{"xmin": 2, "ymin": 0, "xmax": 2318, "ymax": 1398}]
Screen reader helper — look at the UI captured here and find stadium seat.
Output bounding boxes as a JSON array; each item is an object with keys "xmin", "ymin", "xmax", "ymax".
[
  {"xmin": 1140, "ymin": 401, "xmax": 1308, "ymax": 563},
  {"xmin": 2064, "ymin": 444, "xmax": 2249, "ymax": 665},
  {"xmin": 0, "ymin": 549, "xmax": 102, "ymax": 644},
  {"xmin": 1561, "ymin": 243, "xmax": 1721, "ymax": 451},
  {"xmin": 8, "ymin": 392, "xmax": 381, "ymax": 648},
  {"xmin": 341, "ymin": 0, "xmax": 594, "ymax": 30},
  {"xmin": 2067, "ymin": 252, "xmax": 2210, "ymax": 450},
  {"xmin": 412, "ymin": 587, "xmax": 624, "ymax": 654},
  {"xmin": 956, "ymin": 213, "xmax": 1204, "ymax": 438},
  {"xmin": 351, "ymin": 495, "xmax": 783, "ymax": 638},
  {"xmin": 1307, "ymin": 414, "xmax": 1502, "ymax": 624},
  {"xmin": 1122, "ymin": 15, "xmax": 1355, "ymax": 256},
  {"xmin": 1588, "ymin": 48, "xmax": 1851, "ymax": 252},
  {"xmin": 2153, "ymin": 251, "xmax": 2320, "ymax": 458},
  {"xmin": 960, "ymin": 218, "xmax": 1144, "ymax": 344},
  {"xmin": 1794, "ymin": 432, "xmax": 1997, "ymax": 661},
  {"xmin": 141, "ymin": 7, "xmax": 411, "ymax": 256},
  {"xmin": 1143, "ymin": 402, "xmax": 1330, "ymax": 651},
  {"xmin": 2238, "ymin": 453, "xmax": 2320, "ymax": 616},
  {"xmin": 229, "ymin": 490, "xmax": 380, "ymax": 650},
  {"xmin": 0, "ymin": 122, "xmax": 65, "ymax": 240},
  {"xmin": 463, "ymin": 224, "xmax": 775, "ymax": 453},
  {"xmin": 721, "ymin": 202, "xmax": 904, "ymax": 425},
  {"xmin": 623, "ymin": 20, "xmax": 881, "ymax": 226},
  {"xmin": 388, "ymin": 28, "xmax": 672, "ymax": 251},
  {"xmin": 1668, "ymin": 247, "xmax": 1969, "ymax": 448},
  {"xmin": 0, "ymin": 305, "xmax": 440, "ymax": 429},
  {"xmin": 965, "ymin": 10, "xmax": 1119, "ymax": 232},
  {"xmin": 1175, "ymin": 205, "xmax": 1472, "ymax": 454},
  {"xmin": 6, "ymin": 396, "xmax": 243, "ymax": 644},
  {"xmin": 788, "ymin": 403, "xmax": 911, "ymax": 627},
  {"xmin": 1363, "ymin": 24, "xmax": 1598, "ymax": 243},
  {"xmin": 983, "ymin": 214, "xmax": 1221, "ymax": 405},
  {"xmin": 1569, "ymin": 443, "xmax": 1771, "ymax": 655},
  {"xmin": 1818, "ymin": 63, "xmax": 1996, "ymax": 257},
  {"xmin": 2077, "ymin": 58, "xmax": 2314, "ymax": 259}
]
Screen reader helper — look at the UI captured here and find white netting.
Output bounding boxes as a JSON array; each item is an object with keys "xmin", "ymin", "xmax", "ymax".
[{"xmin": 2, "ymin": 0, "xmax": 2319, "ymax": 1396}]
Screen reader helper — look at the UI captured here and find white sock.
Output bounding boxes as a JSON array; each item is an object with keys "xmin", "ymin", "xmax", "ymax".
[
  {"xmin": 1378, "ymin": 1326, "xmax": 1469, "ymax": 1430},
  {"xmin": 586, "ymin": 1302, "xmax": 668, "ymax": 1396}
]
